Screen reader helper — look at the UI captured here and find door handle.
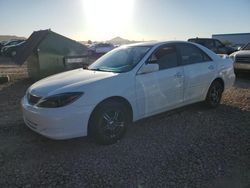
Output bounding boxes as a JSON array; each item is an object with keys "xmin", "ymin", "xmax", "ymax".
[
  {"xmin": 175, "ymin": 72, "xmax": 183, "ymax": 78},
  {"xmin": 208, "ymin": 65, "xmax": 214, "ymax": 70}
]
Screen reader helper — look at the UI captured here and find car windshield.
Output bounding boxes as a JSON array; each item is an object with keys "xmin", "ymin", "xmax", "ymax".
[
  {"xmin": 87, "ymin": 46, "xmax": 151, "ymax": 73},
  {"xmin": 242, "ymin": 43, "xmax": 250, "ymax": 50}
]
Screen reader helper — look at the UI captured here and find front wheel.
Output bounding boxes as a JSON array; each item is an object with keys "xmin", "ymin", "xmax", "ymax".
[
  {"xmin": 89, "ymin": 101, "xmax": 129, "ymax": 145},
  {"xmin": 205, "ymin": 81, "xmax": 223, "ymax": 108}
]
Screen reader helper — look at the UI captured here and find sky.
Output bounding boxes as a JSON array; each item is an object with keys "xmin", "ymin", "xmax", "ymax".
[{"xmin": 0, "ymin": 0, "xmax": 250, "ymax": 41}]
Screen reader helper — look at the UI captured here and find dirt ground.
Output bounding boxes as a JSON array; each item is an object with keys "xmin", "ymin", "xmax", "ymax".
[{"xmin": 0, "ymin": 74, "xmax": 249, "ymax": 187}]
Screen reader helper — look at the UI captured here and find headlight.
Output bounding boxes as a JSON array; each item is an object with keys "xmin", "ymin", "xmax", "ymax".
[{"xmin": 37, "ymin": 92, "xmax": 83, "ymax": 108}]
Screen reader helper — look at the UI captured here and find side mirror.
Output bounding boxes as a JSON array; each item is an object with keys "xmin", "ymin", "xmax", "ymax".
[{"xmin": 138, "ymin": 63, "xmax": 159, "ymax": 74}]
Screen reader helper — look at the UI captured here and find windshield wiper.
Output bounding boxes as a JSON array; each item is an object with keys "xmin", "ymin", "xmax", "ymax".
[
  {"xmin": 82, "ymin": 66, "xmax": 100, "ymax": 71},
  {"xmin": 87, "ymin": 68, "xmax": 102, "ymax": 71},
  {"xmin": 82, "ymin": 66, "xmax": 89, "ymax": 70},
  {"xmin": 87, "ymin": 67, "xmax": 115, "ymax": 72}
]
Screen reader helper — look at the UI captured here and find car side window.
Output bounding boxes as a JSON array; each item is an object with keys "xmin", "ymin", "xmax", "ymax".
[
  {"xmin": 204, "ymin": 40, "xmax": 215, "ymax": 49},
  {"xmin": 148, "ymin": 45, "xmax": 178, "ymax": 70},
  {"xmin": 215, "ymin": 40, "xmax": 224, "ymax": 48},
  {"xmin": 177, "ymin": 43, "xmax": 212, "ymax": 65}
]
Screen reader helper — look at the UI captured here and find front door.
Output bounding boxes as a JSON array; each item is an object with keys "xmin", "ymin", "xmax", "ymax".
[{"xmin": 135, "ymin": 44, "xmax": 184, "ymax": 117}]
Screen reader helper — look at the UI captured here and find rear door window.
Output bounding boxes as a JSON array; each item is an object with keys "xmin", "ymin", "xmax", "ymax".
[{"xmin": 177, "ymin": 43, "xmax": 212, "ymax": 65}]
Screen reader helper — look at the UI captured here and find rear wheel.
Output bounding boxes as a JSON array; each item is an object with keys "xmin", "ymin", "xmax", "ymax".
[
  {"xmin": 89, "ymin": 101, "xmax": 129, "ymax": 144},
  {"xmin": 205, "ymin": 81, "xmax": 223, "ymax": 108}
]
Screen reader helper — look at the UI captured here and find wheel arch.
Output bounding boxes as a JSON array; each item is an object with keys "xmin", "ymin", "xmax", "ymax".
[
  {"xmin": 212, "ymin": 77, "xmax": 225, "ymax": 92},
  {"xmin": 87, "ymin": 96, "xmax": 133, "ymax": 135},
  {"xmin": 203, "ymin": 77, "xmax": 225, "ymax": 100}
]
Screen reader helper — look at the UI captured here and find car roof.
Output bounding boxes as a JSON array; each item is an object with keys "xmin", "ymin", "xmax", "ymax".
[
  {"xmin": 188, "ymin": 38, "xmax": 216, "ymax": 41},
  {"xmin": 124, "ymin": 40, "xmax": 192, "ymax": 47},
  {"xmin": 124, "ymin": 40, "xmax": 221, "ymax": 62}
]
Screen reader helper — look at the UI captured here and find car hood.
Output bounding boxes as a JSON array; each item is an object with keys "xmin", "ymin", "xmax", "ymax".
[
  {"xmin": 29, "ymin": 68, "xmax": 117, "ymax": 97},
  {"xmin": 232, "ymin": 50, "xmax": 250, "ymax": 57}
]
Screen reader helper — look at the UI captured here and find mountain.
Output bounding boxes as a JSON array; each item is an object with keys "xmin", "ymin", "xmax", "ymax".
[
  {"xmin": 107, "ymin": 37, "xmax": 142, "ymax": 45},
  {"xmin": 108, "ymin": 37, "xmax": 131, "ymax": 45},
  {"xmin": 79, "ymin": 37, "xmax": 156, "ymax": 45},
  {"xmin": 0, "ymin": 35, "xmax": 26, "ymax": 42}
]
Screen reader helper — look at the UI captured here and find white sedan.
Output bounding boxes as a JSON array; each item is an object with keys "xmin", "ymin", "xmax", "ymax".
[{"xmin": 22, "ymin": 41, "xmax": 235, "ymax": 144}]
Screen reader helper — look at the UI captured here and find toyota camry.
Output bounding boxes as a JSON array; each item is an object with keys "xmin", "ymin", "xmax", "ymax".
[{"xmin": 22, "ymin": 41, "xmax": 235, "ymax": 144}]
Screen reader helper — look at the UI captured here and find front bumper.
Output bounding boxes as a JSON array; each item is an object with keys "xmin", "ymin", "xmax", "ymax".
[
  {"xmin": 21, "ymin": 96, "xmax": 94, "ymax": 140},
  {"xmin": 234, "ymin": 62, "xmax": 250, "ymax": 71}
]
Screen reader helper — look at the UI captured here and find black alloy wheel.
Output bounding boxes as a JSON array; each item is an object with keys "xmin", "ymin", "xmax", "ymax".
[
  {"xmin": 89, "ymin": 101, "xmax": 129, "ymax": 144},
  {"xmin": 206, "ymin": 81, "xmax": 223, "ymax": 108}
]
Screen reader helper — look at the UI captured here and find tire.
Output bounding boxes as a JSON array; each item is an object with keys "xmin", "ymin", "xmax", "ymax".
[
  {"xmin": 89, "ymin": 101, "xmax": 129, "ymax": 145},
  {"xmin": 205, "ymin": 81, "xmax": 223, "ymax": 108}
]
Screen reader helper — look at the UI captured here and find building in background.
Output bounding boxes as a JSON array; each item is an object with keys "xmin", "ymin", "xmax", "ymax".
[
  {"xmin": 14, "ymin": 29, "xmax": 89, "ymax": 80},
  {"xmin": 212, "ymin": 33, "xmax": 250, "ymax": 49}
]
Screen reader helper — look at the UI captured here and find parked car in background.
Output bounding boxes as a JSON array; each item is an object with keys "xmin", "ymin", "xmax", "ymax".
[
  {"xmin": 0, "ymin": 41, "xmax": 7, "ymax": 52},
  {"xmin": 188, "ymin": 38, "xmax": 235, "ymax": 55},
  {"xmin": 1, "ymin": 39, "xmax": 25, "ymax": 48},
  {"xmin": 230, "ymin": 44, "xmax": 245, "ymax": 51},
  {"xmin": 1, "ymin": 40, "xmax": 26, "ymax": 57},
  {"xmin": 230, "ymin": 42, "xmax": 250, "ymax": 72},
  {"xmin": 1, "ymin": 39, "xmax": 25, "ymax": 55},
  {"xmin": 22, "ymin": 41, "xmax": 235, "ymax": 144},
  {"xmin": 88, "ymin": 43, "xmax": 115, "ymax": 55}
]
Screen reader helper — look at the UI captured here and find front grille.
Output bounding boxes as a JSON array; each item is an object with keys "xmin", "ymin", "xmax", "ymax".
[
  {"xmin": 235, "ymin": 56, "xmax": 250, "ymax": 64},
  {"xmin": 27, "ymin": 93, "xmax": 42, "ymax": 105}
]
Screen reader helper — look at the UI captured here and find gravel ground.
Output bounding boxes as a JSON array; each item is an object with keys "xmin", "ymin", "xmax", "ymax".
[{"xmin": 0, "ymin": 75, "xmax": 249, "ymax": 188}]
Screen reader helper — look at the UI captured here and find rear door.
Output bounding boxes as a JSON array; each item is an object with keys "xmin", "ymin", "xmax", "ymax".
[{"xmin": 176, "ymin": 43, "xmax": 216, "ymax": 102}]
